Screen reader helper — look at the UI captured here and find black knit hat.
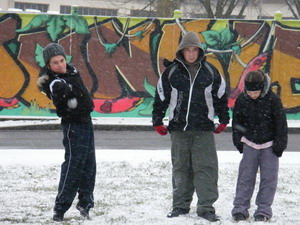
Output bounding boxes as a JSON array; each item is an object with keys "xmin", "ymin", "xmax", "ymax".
[{"xmin": 43, "ymin": 43, "xmax": 66, "ymax": 65}]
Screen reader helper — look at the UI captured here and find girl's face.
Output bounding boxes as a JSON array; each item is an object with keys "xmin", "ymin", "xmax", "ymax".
[
  {"xmin": 246, "ymin": 90, "xmax": 261, "ymax": 99},
  {"xmin": 182, "ymin": 46, "xmax": 200, "ymax": 64},
  {"xmin": 48, "ymin": 55, "xmax": 67, "ymax": 74}
]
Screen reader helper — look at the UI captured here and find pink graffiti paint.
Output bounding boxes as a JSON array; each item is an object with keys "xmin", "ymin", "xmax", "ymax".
[
  {"xmin": 228, "ymin": 52, "xmax": 270, "ymax": 108},
  {"xmin": 0, "ymin": 98, "xmax": 19, "ymax": 108},
  {"xmin": 93, "ymin": 97, "xmax": 142, "ymax": 113}
]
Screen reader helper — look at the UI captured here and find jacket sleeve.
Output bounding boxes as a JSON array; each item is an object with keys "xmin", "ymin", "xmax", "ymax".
[
  {"xmin": 152, "ymin": 67, "xmax": 172, "ymax": 126},
  {"xmin": 211, "ymin": 65, "xmax": 230, "ymax": 124},
  {"xmin": 232, "ymin": 97, "xmax": 244, "ymax": 153},
  {"xmin": 271, "ymin": 94, "xmax": 288, "ymax": 157},
  {"xmin": 43, "ymin": 78, "xmax": 74, "ymax": 111},
  {"xmin": 64, "ymin": 73, "xmax": 86, "ymax": 98}
]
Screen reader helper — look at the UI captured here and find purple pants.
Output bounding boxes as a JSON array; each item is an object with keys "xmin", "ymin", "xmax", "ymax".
[{"xmin": 232, "ymin": 144, "xmax": 279, "ymax": 219}]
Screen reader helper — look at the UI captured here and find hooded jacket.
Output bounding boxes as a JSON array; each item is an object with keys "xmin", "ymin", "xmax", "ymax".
[
  {"xmin": 232, "ymin": 73, "xmax": 288, "ymax": 157},
  {"xmin": 37, "ymin": 64, "xmax": 94, "ymax": 123},
  {"xmin": 152, "ymin": 32, "xmax": 229, "ymax": 131}
]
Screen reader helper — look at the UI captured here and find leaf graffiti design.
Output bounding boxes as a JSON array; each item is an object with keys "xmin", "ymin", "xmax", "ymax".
[
  {"xmin": 138, "ymin": 78, "xmax": 156, "ymax": 116},
  {"xmin": 202, "ymin": 30, "xmax": 221, "ymax": 47},
  {"xmin": 202, "ymin": 27, "xmax": 243, "ymax": 54},
  {"xmin": 46, "ymin": 16, "xmax": 65, "ymax": 41},
  {"xmin": 94, "ymin": 17, "xmax": 130, "ymax": 56},
  {"xmin": 104, "ymin": 43, "xmax": 118, "ymax": 57},
  {"xmin": 63, "ymin": 15, "xmax": 90, "ymax": 34},
  {"xmin": 143, "ymin": 78, "xmax": 156, "ymax": 98},
  {"xmin": 16, "ymin": 14, "xmax": 49, "ymax": 32},
  {"xmin": 16, "ymin": 14, "xmax": 90, "ymax": 41}
]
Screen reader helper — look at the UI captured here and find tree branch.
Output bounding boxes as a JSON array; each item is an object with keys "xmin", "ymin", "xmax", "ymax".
[
  {"xmin": 294, "ymin": 0, "xmax": 300, "ymax": 16},
  {"xmin": 215, "ymin": 0, "xmax": 225, "ymax": 17},
  {"xmin": 237, "ymin": 0, "xmax": 250, "ymax": 18},
  {"xmin": 224, "ymin": 0, "xmax": 239, "ymax": 18},
  {"xmin": 285, "ymin": 0, "xmax": 299, "ymax": 19},
  {"xmin": 197, "ymin": 0, "xmax": 215, "ymax": 18}
]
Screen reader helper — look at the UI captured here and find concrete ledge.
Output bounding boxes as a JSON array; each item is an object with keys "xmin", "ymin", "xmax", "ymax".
[
  {"xmin": 0, "ymin": 123, "xmax": 299, "ymax": 133},
  {"xmin": 0, "ymin": 117, "xmax": 299, "ymax": 133},
  {"xmin": 0, "ymin": 123, "xmax": 154, "ymax": 131}
]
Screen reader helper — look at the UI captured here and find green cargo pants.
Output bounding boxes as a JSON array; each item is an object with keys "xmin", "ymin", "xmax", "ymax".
[{"xmin": 170, "ymin": 131, "xmax": 219, "ymax": 215}]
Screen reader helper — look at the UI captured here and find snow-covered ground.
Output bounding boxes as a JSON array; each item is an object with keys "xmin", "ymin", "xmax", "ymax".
[
  {"xmin": 0, "ymin": 117, "xmax": 299, "ymax": 224},
  {"xmin": 0, "ymin": 149, "xmax": 299, "ymax": 225}
]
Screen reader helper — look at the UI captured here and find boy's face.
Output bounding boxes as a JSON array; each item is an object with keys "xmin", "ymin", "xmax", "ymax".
[
  {"xmin": 246, "ymin": 90, "xmax": 261, "ymax": 99},
  {"xmin": 48, "ymin": 55, "xmax": 67, "ymax": 74},
  {"xmin": 182, "ymin": 46, "xmax": 199, "ymax": 64}
]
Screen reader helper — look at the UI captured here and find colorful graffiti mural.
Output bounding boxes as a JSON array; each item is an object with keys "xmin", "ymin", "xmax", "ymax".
[{"xmin": 0, "ymin": 12, "xmax": 300, "ymax": 119}]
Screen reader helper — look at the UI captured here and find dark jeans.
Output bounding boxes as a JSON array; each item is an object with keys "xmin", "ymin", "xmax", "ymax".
[{"xmin": 54, "ymin": 121, "xmax": 96, "ymax": 213}]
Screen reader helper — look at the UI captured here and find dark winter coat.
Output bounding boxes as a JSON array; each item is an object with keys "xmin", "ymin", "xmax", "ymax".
[
  {"xmin": 152, "ymin": 33, "xmax": 229, "ymax": 132},
  {"xmin": 232, "ymin": 74, "xmax": 288, "ymax": 157},
  {"xmin": 37, "ymin": 64, "xmax": 94, "ymax": 123}
]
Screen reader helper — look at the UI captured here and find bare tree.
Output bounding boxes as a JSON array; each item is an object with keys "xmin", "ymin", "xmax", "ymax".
[
  {"xmin": 156, "ymin": 0, "xmax": 181, "ymax": 17},
  {"xmin": 86, "ymin": 0, "xmax": 250, "ymax": 18},
  {"xmin": 285, "ymin": 0, "xmax": 300, "ymax": 19},
  {"xmin": 196, "ymin": 0, "xmax": 251, "ymax": 18}
]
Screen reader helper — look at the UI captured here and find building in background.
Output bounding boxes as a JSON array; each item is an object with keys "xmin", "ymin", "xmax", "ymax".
[{"xmin": 0, "ymin": 0, "xmax": 295, "ymax": 19}]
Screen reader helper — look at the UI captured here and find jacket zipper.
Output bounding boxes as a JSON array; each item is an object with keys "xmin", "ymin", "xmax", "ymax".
[{"xmin": 181, "ymin": 62, "xmax": 202, "ymax": 131}]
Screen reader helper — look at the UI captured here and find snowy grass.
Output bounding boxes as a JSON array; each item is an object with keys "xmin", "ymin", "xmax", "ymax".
[{"xmin": 0, "ymin": 150, "xmax": 299, "ymax": 225}]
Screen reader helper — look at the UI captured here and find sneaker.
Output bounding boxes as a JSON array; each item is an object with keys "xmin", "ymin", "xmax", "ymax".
[
  {"xmin": 167, "ymin": 208, "xmax": 189, "ymax": 218},
  {"xmin": 233, "ymin": 213, "xmax": 247, "ymax": 221},
  {"xmin": 199, "ymin": 211, "xmax": 220, "ymax": 222},
  {"xmin": 53, "ymin": 211, "xmax": 64, "ymax": 222},
  {"xmin": 254, "ymin": 215, "xmax": 269, "ymax": 222},
  {"xmin": 76, "ymin": 204, "xmax": 90, "ymax": 219}
]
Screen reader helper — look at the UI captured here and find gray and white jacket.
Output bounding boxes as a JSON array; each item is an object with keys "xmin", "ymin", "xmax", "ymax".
[{"xmin": 152, "ymin": 32, "xmax": 229, "ymax": 131}]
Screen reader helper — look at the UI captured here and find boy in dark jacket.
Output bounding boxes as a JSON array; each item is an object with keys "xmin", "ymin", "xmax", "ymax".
[
  {"xmin": 231, "ymin": 70, "xmax": 288, "ymax": 222},
  {"xmin": 37, "ymin": 43, "xmax": 96, "ymax": 222},
  {"xmin": 152, "ymin": 31, "xmax": 229, "ymax": 222}
]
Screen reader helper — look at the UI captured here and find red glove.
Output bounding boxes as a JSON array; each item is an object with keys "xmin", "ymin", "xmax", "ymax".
[
  {"xmin": 154, "ymin": 125, "xmax": 168, "ymax": 136},
  {"xmin": 214, "ymin": 123, "xmax": 227, "ymax": 134}
]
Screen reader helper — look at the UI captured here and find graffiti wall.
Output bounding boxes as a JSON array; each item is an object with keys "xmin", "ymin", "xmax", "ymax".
[{"xmin": 0, "ymin": 12, "xmax": 300, "ymax": 119}]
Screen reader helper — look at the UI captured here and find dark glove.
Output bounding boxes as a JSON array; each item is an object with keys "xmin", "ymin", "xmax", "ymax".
[
  {"xmin": 272, "ymin": 142, "xmax": 285, "ymax": 157},
  {"xmin": 214, "ymin": 123, "xmax": 227, "ymax": 134},
  {"xmin": 154, "ymin": 125, "xmax": 168, "ymax": 136},
  {"xmin": 237, "ymin": 143, "xmax": 243, "ymax": 153},
  {"xmin": 51, "ymin": 79, "xmax": 72, "ymax": 99},
  {"xmin": 273, "ymin": 149, "xmax": 283, "ymax": 157},
  {"xmin": 234, "ymin": 142, "xmax": 244, "ymax": 154},
  {"xmin": 52, "ymin": 81, "xmax": 68, "ymax": 95}
]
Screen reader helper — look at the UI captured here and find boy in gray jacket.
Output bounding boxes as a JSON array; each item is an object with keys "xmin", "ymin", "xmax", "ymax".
[{"xmin": 152, "ymin": 31, "xmax": 229, "ymax": 222}]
